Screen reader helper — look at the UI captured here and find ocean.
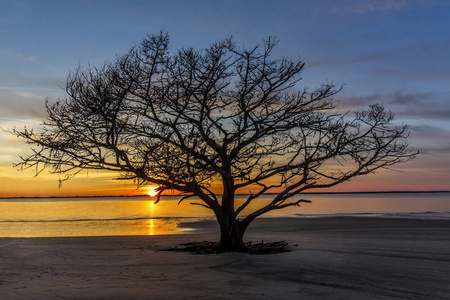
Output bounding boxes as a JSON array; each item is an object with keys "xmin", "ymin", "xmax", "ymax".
[{"xmin": 1, "ymin": 192, "xmax": 449, "ymax": 238}]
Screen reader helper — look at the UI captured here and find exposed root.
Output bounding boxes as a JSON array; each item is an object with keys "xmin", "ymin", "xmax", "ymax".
[
  {"xmin": 159, "ymin": 240, "xmax": 293, "ymax": 255},
  {"xmin": 246, "ymin": 241, "xmax": 291, "ymax": 254}
]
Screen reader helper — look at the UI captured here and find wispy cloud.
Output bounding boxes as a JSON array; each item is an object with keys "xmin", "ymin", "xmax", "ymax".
[
  {"xmin": 0, "ymin": 88, "xmax": 47, "ymax": 119},
  {"xmin": 308, "ymin": 50, "xmax": 389, "ymax": 68},
  {"xmin": 338, "ymin": 90, "xmax": 450, "ymax": 120},
  {"xmin": 0, "ymin": 49, "xmax": 38, "ymax": 62},
  {"xmin": 388, "ymin": 92, "xmax": 450, "ymax": 120},
  {"xmin": 0, "ymin": 86, "xmax": 57, "ymax": 91},
  {"xmin": 0, "ymin": 118, "xmax": 43, "ymax": 163},
  {"xmin": 327, "ymin": 0, "xmax": 435, "ymax": 14},
  {"xmin": 408, "ymin": 123, "xmax": 450, "ymax": 147}
]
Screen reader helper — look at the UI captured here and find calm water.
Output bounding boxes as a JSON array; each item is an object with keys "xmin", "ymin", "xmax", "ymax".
[{"xmin": 0, "ymin": 192, "xmax": 449, "ymax": 237}]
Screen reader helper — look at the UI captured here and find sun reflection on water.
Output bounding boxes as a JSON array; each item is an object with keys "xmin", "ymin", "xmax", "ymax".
[
  {"xmin": 149, "ymin": 218, "xmax": 155, "ymax": 235},
  {"xmin": 148, "ymin": 201, "xmax": 155, "ymax": 235}
]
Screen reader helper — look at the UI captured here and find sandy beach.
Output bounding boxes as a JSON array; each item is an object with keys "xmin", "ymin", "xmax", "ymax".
[{"xmin": 1, "ymin": 217, "xmax": 449, "ymax": 299}]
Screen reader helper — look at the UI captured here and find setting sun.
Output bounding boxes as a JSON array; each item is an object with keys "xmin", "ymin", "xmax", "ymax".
[{"xmin": 147, "ymin": 186, "xmax": 158, "ymax": 197}]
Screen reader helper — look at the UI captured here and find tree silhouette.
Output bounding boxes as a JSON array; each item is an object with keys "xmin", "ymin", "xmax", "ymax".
[{"xmin": 14, "ymin": 32, "xmax": 416, "ymax": 252}]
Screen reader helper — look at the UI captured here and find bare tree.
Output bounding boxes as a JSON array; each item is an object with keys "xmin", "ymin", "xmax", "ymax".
[{"xmin": 14, "ymin": 32, "xmax": 416, "ymax": 252}]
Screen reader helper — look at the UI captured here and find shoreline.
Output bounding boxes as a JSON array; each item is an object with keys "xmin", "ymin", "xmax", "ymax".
[
  {"xmin": 3, "ymin": 214, "xmax": 450, "ymax": 239},
  {"xmin": 1, "ymin": 217, "xmax": 450, "ymax": 299}
]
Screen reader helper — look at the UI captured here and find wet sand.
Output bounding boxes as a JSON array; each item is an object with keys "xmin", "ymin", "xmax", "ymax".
[{"xmin": 1, "ymin": 217, "xmax": 450, "ymax": 299}]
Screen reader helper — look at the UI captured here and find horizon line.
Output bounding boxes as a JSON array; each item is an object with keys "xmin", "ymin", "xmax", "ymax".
[{"xmin": 1, "ymin": 190, "xmax": 449, "ymax": 200}]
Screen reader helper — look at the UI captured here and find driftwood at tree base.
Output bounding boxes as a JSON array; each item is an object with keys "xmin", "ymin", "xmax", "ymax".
[
  {"xmin": 246, "ymin": 241, "xmax": 291, "ymax": 254},
  {"xmin": 160, "ymin": 241, "xmax": 292, "ymax": 254}
]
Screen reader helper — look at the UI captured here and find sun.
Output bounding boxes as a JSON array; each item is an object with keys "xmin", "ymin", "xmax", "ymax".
[{"xmin": 146, "ymin": 186, "xmax": 158, "ymax": 197}]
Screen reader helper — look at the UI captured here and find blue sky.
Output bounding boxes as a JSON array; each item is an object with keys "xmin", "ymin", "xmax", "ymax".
[{"xmin": 1, "ymin": 0, "xmax": 449, "ymax": 196}]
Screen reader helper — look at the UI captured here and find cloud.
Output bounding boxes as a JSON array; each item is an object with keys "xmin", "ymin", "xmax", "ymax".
[
  {"xmin": 308, "ymin": 50, "xmax": 390, "ymax": 68},
  {"xmin": 0, "ymin": 97, "xmax": 44, "ymax": 119},
  {"xmin": 0, "ymin": 87, "xmax": 58, "ymax": 119},
  {"xmin": 336, "ymin": 90, "xmax": 450, "ymax": 155},
  {"xmin": 407, "ymin": 124, "xmax": 450, "ymax": 148},
  {"xmin": 0, "ymin": 117, "xmax": 43, "ymax": 164},
  {"xmin": 309, "ymin": 40, "xmax": 450, "ymax": 85},
  {"xmin": 338, "ymin": 91, "xmax": 450, "ymax": 120},
  {"xmin": 389, "ymin": 92, "xmax": 450, "ymax": 120},
  {"xmin": 0, "ymin": 49, "xmax": 38, "ymax": 62},
  {"xmin": 328, "ymin": 0, "xmax": 407, "ymax": 14},
  {"xmin": 326, "ymin": 0, "xmax": 436, "ymax": 14}
]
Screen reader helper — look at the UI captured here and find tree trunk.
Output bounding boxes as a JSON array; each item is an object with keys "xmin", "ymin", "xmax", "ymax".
[
  {"xmin": 215, "ymin": 172, "xmax": 249, "ymax": 252},
  {"xmin": 216, "ymin": 214, "xmax": 247, "ymax": 252}
]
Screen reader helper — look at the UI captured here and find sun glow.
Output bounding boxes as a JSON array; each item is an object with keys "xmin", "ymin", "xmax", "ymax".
[{"xmin": 146, "ymin": 186, "xmax": 158, "ymax": 197}]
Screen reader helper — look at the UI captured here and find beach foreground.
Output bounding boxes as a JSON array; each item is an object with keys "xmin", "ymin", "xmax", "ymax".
[{"xmin": 1, "ymin": 217, "xmax": 449, "ymax": 299}]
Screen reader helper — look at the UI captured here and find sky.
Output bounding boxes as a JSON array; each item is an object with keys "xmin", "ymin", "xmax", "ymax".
[{"xmin": 0, "ymin": 0, "xmax": 449, "ymax": 197}]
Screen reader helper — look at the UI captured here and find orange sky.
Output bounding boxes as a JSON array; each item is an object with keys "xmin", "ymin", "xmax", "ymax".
[{"xmin": 0, "ymin": 155, "xmax": 448, "ymax": 198}]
